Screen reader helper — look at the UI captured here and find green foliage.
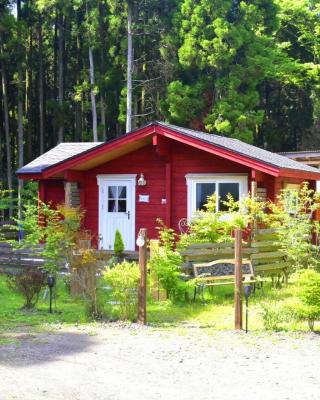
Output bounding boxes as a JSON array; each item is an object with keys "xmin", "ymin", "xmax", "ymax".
[
  {"xmin": 166, "ymin": 0, "xmax": 289, "ymax": 142},
  {"xmin": 150, "ymin": 221, "xmax": 186, "ymax": 301},
  {"xmin": 296, "ymin": 269, "xmax": 320, "ymax": 331},
  {"xmin": 103, "ymin": 260, "xmax": 140, "ymax": 321},
  {"xmin": 261, "ymin": 301, "xmax": 298, "ymax": 331},
  {"xmin": 16, "ymin": 202, "xmax": 85, "ymax": 273},
  {"xmin": 6, "ymin": 267, "xmax": 46, "ymax": 309},
  {"xmin": 114, "ymin": 229, "xmax": 125, "ymax": 256},
  {"xmin": 178, "ymin": 194, "xmax": 251, "ymax": 246},
  {"xmin": 269, "ymin": 183, "xmax": 320, "ymax": 270}
]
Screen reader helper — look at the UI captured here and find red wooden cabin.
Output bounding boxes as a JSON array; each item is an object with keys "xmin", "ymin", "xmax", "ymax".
[{"xmin": 17, "ymin": 122, "xmax": 320, "ymax": 250}]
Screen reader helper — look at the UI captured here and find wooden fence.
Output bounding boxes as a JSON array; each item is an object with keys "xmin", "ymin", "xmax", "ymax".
[
  {"xmin": 180, "ymin": 228, "xmax": 288, "ymax": 283},
  {"xmin": 0, "ymin": 242, "xmax": 46, "ymax": 274},
  {"xmin": 0, "ymin": 220, "xmax": 18, "ymax": 241}
]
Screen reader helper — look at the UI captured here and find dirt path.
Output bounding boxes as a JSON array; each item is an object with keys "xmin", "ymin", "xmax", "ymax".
[{"xmin": 0, "ymin": 324, "xmax": 320, "ymax": 400}]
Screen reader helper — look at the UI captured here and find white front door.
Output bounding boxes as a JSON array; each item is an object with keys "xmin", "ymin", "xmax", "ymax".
[{"xmin": 97, "ymin": 175, "xmax": 136, "ymax": 251}]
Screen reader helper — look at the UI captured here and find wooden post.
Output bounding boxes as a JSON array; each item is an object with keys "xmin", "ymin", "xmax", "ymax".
[
  {"xmin": 251, "ymin": 178, "xmax": 258, "ymax": 239},
  {"xmin": 65, "ymin": 181, "xmax": 72, "ymax": 207},
  {"xmin": 234, "ymin": 228, "xmax": 243, "ymax": 330},
  {"xmin": 137, "ymin": 228, "xmax": 147, "ymax": 324},
  {"xmin": 251, "ymin": 179, "xmax": 257, "ymax": 200}
]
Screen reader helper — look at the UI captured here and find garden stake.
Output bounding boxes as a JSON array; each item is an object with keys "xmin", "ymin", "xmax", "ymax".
[
  {"xmin": 244, "ymin": 285, "xmax": 252, "ymax": 333},
  {"xmin": 47, "ymin": 275, "xmax": 55, "ymax": 314},
  {"xmin": 137, "ymin": 228, "xmax": 147, "ymax": 324},
  {"xmin": 234, "ymin": 228, "xmax": 243, "ymax": 330}
]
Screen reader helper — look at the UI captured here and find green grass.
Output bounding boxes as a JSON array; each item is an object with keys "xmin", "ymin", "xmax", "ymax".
[
  {"xmin": 148, "ymin": 282, "xmax": 315, "ymax": 332},
  {"xmin": 0, "ymin": 274, "xmax": 317, "ymax": 338},
  {"xmin": 0, "ymin": 275, "xmax": 88, "ymax": 335}
]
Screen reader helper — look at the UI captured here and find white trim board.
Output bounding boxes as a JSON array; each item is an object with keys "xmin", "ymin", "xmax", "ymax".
[{"xmin": 185, "ymin": 173, "xmax": 248, "ymax": 219}]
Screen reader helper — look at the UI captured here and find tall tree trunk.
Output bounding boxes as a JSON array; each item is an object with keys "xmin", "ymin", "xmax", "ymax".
[
  {"xmin": 38, "ymin": 14, "xmax": 45, "ymax": 154},
  {"xmin": 99, "ymin": 1, "xmax": 107, "ymax": 141},
  {"xmin": 0, "ymin": 37, "xmax": 13, "ymax": 217},
  {"xmin": 89, "ymin": 46, "xmax": 98, "ymax": 141},
  {"xmin": 74, "ymin": 17, "xmax": 82, "ymax": 142},
  {"xmin": 17, "ymin": 0, "xmax": 24, "ymax": 222},
  {"xmin": 57, "ymin": 10, "xmax": 64, "ymax": 143},
  {"xmin": 17, "ymin": 0, "xmax": 24, "ymax": 168},
  {"xmin": 25, "ymin": 27, "xmax": 33, "ymax": 161},
  {"xmin": 126, "ymin": 1, "xmax": 133, "ymax": 133},
  {"xmin": 100, "ymin": 97, "xmax": 106, "ymax": 141}
]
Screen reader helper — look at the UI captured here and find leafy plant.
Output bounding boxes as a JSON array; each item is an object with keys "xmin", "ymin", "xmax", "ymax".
[
  {"xmin": 15, "ymin": 202, "xmax": 85, "ymax": 274},
  {"xmin": 114, "ymin": 229, "xmax": 125, "ymax": 257},
  {"xmin": 178, "ymin": 194, "xmax": 252, "ymax": 247},
  {"xmin": 296, "ymin": 269, "xmax": 320, "ymax": 331},
  {"xmin": 7, "ymin": 267, "xmax": 46, "ymax": 309},
  {"xmin": 269, "ymin": 183, "xmax": 320, "ymax": 271},
  {"xmin": 261, "ymin": 301, "xmax": 297, "ymax": 331},
  {"xmin": 150, "ymin": 220, "xmax": 186, "ymax": 301},
  {"xmin": 103, "ymin": 261, "xmax": 140, "ymax": 321}
]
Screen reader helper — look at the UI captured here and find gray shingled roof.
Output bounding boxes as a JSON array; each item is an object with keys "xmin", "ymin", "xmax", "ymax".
[
  {"xmin": 155, "ymin": 122, "xmax": 320, "ymax": 174},
  {"xmin": 17, "ymin": 122, "xmax": 320, "ymax": 175},
  {"xmin": 17, "ymin": 142, "xmax": 103, "ymax": 174}
]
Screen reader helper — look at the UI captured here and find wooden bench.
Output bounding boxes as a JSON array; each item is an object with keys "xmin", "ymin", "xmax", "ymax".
[{"xmin": 193, "ymin": 258, "xmax": 257, "ymax": 303}]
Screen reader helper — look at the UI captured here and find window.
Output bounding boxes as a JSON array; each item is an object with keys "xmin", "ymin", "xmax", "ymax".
[
  {"xmin": 186, "ymin": 174, "xmax": 248, "ymax": 218},
  {"xmin": 107, "ymin": 185, "xmax": 127, "ymax": 213}
]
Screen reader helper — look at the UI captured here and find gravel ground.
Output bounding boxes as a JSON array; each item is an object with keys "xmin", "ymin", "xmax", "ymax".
[{"xmin": 0, "ymin": 324, "xmax": 320, "ymax": 400}]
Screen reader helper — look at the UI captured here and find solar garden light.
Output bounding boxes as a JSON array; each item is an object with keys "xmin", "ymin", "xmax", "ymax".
[
  {"xmin": 47, "ymin": 275, "xmax": 56, "ymax": 314},
  {"xmin": 244, "ymin": 284, "xmax": 253, "ymax": 333}
]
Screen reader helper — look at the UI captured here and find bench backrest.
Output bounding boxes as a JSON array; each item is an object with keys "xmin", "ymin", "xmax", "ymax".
[{"xmin": 193, "ymin": 258, "xmax": 254, "ymax": 280}]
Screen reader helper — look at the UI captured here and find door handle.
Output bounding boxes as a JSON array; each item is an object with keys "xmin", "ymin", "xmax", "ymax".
[{"xmin": 126, "ymin": 211, "xmax": 130, "ymax": 220}]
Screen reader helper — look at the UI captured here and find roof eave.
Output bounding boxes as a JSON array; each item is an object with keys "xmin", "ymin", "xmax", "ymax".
[
  {"xmin": 155, "ymin": 125, "xmax": 281, "ymax": 176},
  {"xmin": 278, "ymin": 168, "xmax": 320, "ymax": 180},
  {"xmin": 39, "ymin": 125, "xmax": 156, "ymax": 179},
  {"xmin": 17, "ymin": 172, "xmax": 43, "ymax": 180}
]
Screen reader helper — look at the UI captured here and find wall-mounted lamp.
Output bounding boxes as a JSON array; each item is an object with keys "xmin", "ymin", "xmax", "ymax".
[{"xmin": 138, "ymin": 173, "xmax": 147, "ymax": 186}]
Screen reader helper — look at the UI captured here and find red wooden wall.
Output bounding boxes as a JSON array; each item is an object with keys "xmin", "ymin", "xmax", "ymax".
[
  {"xmin": 43, "ymin": 180, "xmax": 65, "ymax": 207},
  {"xmin": 83, "ymin": 141, "xmax": 252, "ymax": 243},
  {"xmin": 39, "ymin": 140, "xmax": 317, "ymax": 247}
]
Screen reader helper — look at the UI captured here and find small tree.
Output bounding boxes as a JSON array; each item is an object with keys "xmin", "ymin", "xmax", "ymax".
[
  {"xmin": 114, "ymin": 229, "xmax": 125, "ymax": 257},
  {"xmin": 297, "ymin": 269, "xmax": 320, "ymax": 331},
  {"xmin": 7, "ymin": 267, "xmax": 46, "ymax": 309},
  {"xmin": 15, "ymin": 202, "xmax": 85, "ymax": 274},
  {"xmin": 103, "ymin": 261, "xmax": 140, "ymax": 321},
  {"xmin": 269, "ymin": 183, "xmax": 320, "ymax": 271}
]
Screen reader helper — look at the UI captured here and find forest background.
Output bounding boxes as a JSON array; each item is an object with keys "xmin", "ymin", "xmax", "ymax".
[{"xmin": 0, "ymin": 0, "xmax": 319, "ymax": 194}]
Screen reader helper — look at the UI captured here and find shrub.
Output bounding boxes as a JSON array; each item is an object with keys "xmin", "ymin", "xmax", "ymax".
[
  {"xmin": 103, "ymin": 261, "xmax": 140, "ymax": 321},
  {"xmin": 7, "ymin": 267, "xmax": 46, "ymax": 309},
  {"xmin": 178, "ymin": 194, "xmax": 252, "ymax": 247},
  {"xmin": 296, "ymin": 269, "xmax": 320, "ymax": 331},
  {"xmin": 261, "ymin": 301, "xmax": 297, "ymax": 331},
  {"xmin": 150, "ymin": 220, "xmax": 186, "ymax": 301},
  {"xmin": 269, "ymin": 183, "xmax": 320, "ymax": 271},
  {"xmin": 114, "ymin": 229, "xmax": 125, "ymax": 257}
]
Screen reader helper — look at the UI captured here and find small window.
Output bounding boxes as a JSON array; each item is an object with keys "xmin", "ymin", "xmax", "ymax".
[
  {"xmin": 186, "ymin": 174, "xmax": 247, "ymax": 219},
  {"xmin": 107, "ymin": 185, "xmax": 127, "ymax": 213}
]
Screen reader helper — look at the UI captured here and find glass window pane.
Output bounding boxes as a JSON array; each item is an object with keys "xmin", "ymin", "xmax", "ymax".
[
  {"xmin": 108, "ymin": 186, "xmax": 117, "ymax": 199},
  {"xmin": 118, "ymin": 200, "xmax": 127, "ymax": 212},
  {"xmin": 219, "ymin": 183, "xmax": 239, "ymax": 211},
  {"xmin": 196, "ymin": 183, "xmax": 216, "ymax": 211},
  {"xmin": 118, "ymin": 186, "xmax": 127, "ymax": 199},
  {"xmin": 108, "ymin": 200, "xmax": 117, "ymax": 212}
]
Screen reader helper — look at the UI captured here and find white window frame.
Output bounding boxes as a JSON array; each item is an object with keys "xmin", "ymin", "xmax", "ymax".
[{"xmin": 185, "ymin": 173, "xmax": 248, "ymax": 219}]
